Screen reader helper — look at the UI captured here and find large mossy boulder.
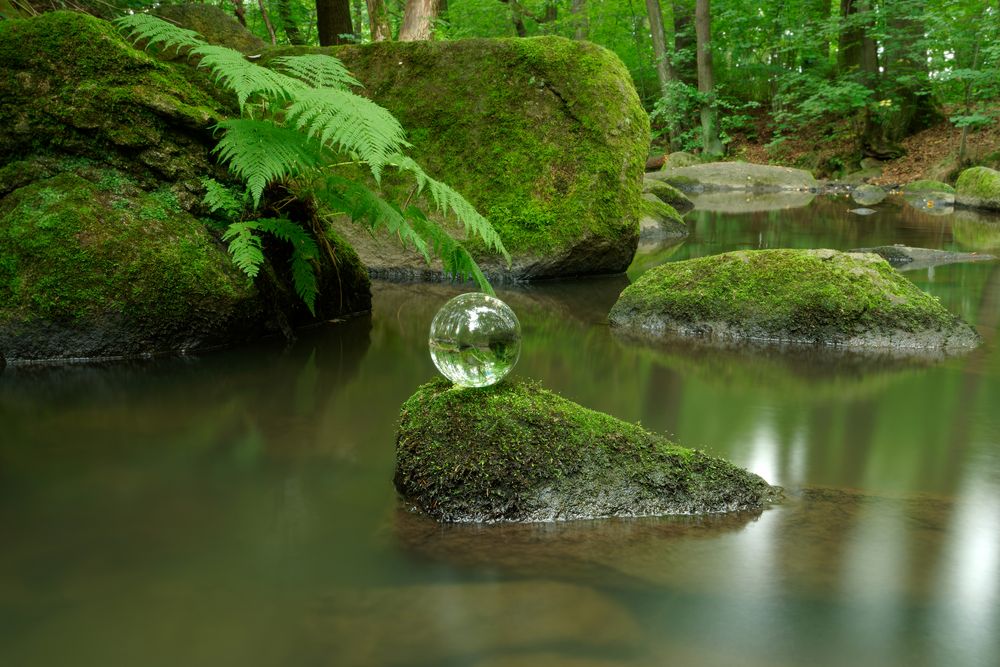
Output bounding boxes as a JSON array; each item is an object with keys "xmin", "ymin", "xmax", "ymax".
[
  {"xmin": 153, "ymin": 4, "xmax": 265, "ymax": 55},
  {"xmin": 0, "ymin": 171, "xmax": 370, "ymax": 360},
  {"xmin": 956, "ymin": 167, "xmax": 1000, "ymax": 212},
  {"xmin": 261, "ymin": 37, "xmax": 649, "ymax": 281},
  {"xmin": 651, "ymin": 161, "xmax": 817, "ymax": 192},
  {"xmin": 395, "ymin": 378, "xmax": 777, "ymax": 522},
  {"xmin": 609, "ymin": 249, "xmax": 980, "ymax": 351}
]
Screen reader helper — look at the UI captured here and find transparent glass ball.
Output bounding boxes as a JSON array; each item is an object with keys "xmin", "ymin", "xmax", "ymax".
[{"xmin": 429, "ymin": 293, "xmax": 521, "ymax": 388}]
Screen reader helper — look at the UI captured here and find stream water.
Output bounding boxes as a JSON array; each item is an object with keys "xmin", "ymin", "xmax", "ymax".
[{"xmin": 1, "ymin": 195, "xmax": 999, "ymax": 666}]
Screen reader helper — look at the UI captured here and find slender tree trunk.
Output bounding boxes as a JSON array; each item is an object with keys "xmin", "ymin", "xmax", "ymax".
[
  {"xmin": 958, "ymin": 39, "xmax": 982, "ymax": 163},
  {"xmin": 366, "ymin": 0, "xmax": 392, "ymax": 41},
  {"xmin": 231, "ymin": 0, "xmax": 248, "ymax": 27},
  {"xmin": 646, "ymin": 0, "xmax": 674, "ymax": 97},
  {"xmin": 399, "ymin": 0, "xmax": 439, "ymax": 41},
  {"xmin": 695, "ymin": 0, "xmax": 723, "ymax": 156},
  {"xmin": 277, "ymin": 0, "xmax": 306, "ymax": 45},
  {"xmin": 571, "ymin": 0, "xmax": 589, "ymax": 40},
  {"xmin": 317, "ymin": 0, "xmax": 355, "ymax": 45},
  {"xmin": 672, "ymin": 0, "xmax": 697, "ymax": 85},
  {"xmin": 257, "ymin": 0, "xmax": 278, "ymax": 45},
  {"xmin": 352, "ymin": 0, "xmax": 365, "ymax": 38}
]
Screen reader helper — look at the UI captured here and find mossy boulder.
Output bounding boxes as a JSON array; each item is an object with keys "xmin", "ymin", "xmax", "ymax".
[
  {"xmin": 0, "ymin": 171, "xmax": 371, "ymax": 360},
  {"xmin": 662, "ymin": 151, "xmax": 701, "ymax": 169},
  {"xmin": 851, "ymin": 184, "xmax": 887, "ymax": 206},
  {"xmin": 904, "ymin": 179, "xmax": 955, "ymax": 194},
  {"xmin": 642, "ymin": 177, "xmax": 693, "ymax": 213},
  {"xmin": 261, "ymin": 37, "xmax": 649, "ymax": 280},
  {"xmin": 609, "ymin": 249, "xmax": 979, "ymax": 351},
  {"xmin": 638, "ymin": 194, "xmax": 686, "ymax": 240},
  {"xmin": 395, "ymin": 377, "xmax": 777, "ymax": 522},
  {"xmin": 153, "ymin": 4, "xmax": 265, "ymax": 55},
  {"xmin": 657, "ymin": 161, "xmax": 817, "ymax": 192},
  {"xmin": 956, "ymin": 167, "xmax": 1000, "ymax": 212}
]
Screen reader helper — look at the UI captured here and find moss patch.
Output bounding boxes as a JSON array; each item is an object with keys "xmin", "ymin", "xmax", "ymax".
[
  {"xmin": 609, "ymin": 249, "xmax": 979, "ymax": 349},
  {"xmin": 642, "ymin": 178, "xmax": 693, "ymax": 212},
  {"xmin": 904, "ymin": 179, "xmax": 955, "ymax": 194},
  {"xmin": 956, "ymin": 167, "xmax": 1000, "ymax": 211},
  {"xmin": 395, "ymin": 377, "xmax": 776, "ymax": 522},
  {"xmin": 261, "ymin": 37, "xmax": 648, "ymax": 264}
]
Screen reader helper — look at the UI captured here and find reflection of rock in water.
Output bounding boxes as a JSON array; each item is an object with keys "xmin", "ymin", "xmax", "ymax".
[
  {"xmin": 851, "ymin": 184, "xmax": 887, "ymax": 206},
  {"xmin": 952, "ymin": 209, "xmax": 1000, "ymax": 251},
  {"xmin": 903, "ymin": 193, "xmax": 954, "ymax": 216},
  {"xmin": 393, "ymin": 506, "xmax": 764, "ymax": 588},
  {"xmin": 689, "ymin": 190, "xmax": 815, "ymax": 213}
]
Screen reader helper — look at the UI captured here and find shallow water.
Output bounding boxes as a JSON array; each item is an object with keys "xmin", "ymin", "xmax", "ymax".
[{"xmin": 2, "ymin": 195, "xmax": 999, "ymax": 666}]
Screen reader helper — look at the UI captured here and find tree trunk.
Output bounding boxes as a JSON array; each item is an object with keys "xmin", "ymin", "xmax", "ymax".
[
  {"xmin": 672, "ymin": 0, "xmax": 697, "ymax": 85},
  {"xmin": 882, "ymin": 0, "xmax": 942, "ymax": 138},
  {"xmin": 317, "ymin": 0, "xmax": 354, "ymax": 46},
  {"xmin": 366, "ymin": 0, "xmax": 392, "ymax": 41},
  {"xmin": 277, "ymin": 0, "xmax": 306, "ymax": 45},
  {"xmin": 695, "ymin": 0, "xmax": 723, "ymax": 156},
  {"xmin": 257, "ymin": 0, "xmax": 278, "ymax": 45},
  {"xmin": 646, "ymin": 0, "xmax": 673, "ymax": 97},
  {"xmin": 571, "ymin": 0, "xmax": 588, "ymax": 40},
  {"xmin": 231, "ymin": 0, "xmax": 248, "ymax": 27},
  {"xmin": 399, "ymin": 0, "xmax": 439, "ymax": 41}
]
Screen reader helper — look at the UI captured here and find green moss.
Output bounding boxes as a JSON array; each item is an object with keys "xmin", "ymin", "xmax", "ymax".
[
  {"xmin": 0, "ymin": 172, "xmax": 248, "ymax": 324},
  {"xmin": 640, "ymin": 196, "xmax": 684, "ymax": 225},
  {"xmin": 395, "ymin": 377, "xmax": 775, "ymax": 522},
  {"xmin": 642, "ymin": 178, "xmax": 693, "ymax": 211},
  {"xmin": 261, "ymin": 36, "xmax": 649, "ymax": 258},
  {"xmin": 956, "ymin": 167, "xmax": 1000, "ymax": 201},
  {"xmin": 610, "ymin": 249, "xmax": 975, "ymax": 346},
  {"xmin": 904, "ymin": 180, "xmax": 955, "ymax": 194}
]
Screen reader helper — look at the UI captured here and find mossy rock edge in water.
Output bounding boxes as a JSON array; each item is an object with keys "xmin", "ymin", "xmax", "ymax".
[
  {"xmin": 609, "ymin": 249, "xmax": 980, "ymax": 351},
  {"xmin": 956, "ymin": 167, "xmax": 1000, "ymax": 212},
  {"xmin": 395, "ymin": 377, "xmax": 777, "ymax": 523}
]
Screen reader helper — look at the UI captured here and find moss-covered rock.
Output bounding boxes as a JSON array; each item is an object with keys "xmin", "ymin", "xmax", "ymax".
[
  {"xmin": 395, "ymin": 377, "xmax": 777, "ymax": 522},
  {"xmin": 0, "ymin": 172, "xmax": 371, "ymax": 360},
  {"xmin": 609, "ymin": 249, "xmax": 980, "ymax": 351},
  {"xmin": 904, "ymin": 179, "xmax": 955, "ymax": 194},
  {"xmin": 660, "ymin": 161, "xmax": 817, "ymax": 192},
  {"xmin": 662, "ymin": 151, "xmax": 701, "ymax": 169},
  {"xmin": 851, "ymin": 183, "xmax": 887, "ymax": 206},
  {"xmin": 642, "ymin": 177, "xmax": 693, "ymax": 213},
  {"xmin": 261, "ymin": 37, "xmax": 649, "ymax": 280},
  {"xmin": 638, "ymin": 194, "xmax": 686, "ymax": 241},
  {"xmin": 956, "ymin": 166, "xmax": 1000, "ymax": 212},
  {"xmin": 153, "ymin": 4, "xmax": 265, "ymax": 55}
]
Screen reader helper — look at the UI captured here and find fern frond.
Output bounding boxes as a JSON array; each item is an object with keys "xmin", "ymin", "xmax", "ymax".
[
  {"xmin": 285, "ymin": 87, "xmax": 408, "ymax": 180},
  {"xmin": 407, "ymin": 207, "xmax": 495, "ymax": 296},
  {"xmin": 213, "ymin": 119, "xmax": 321, "ymax": 208},
  {"xmin": 115, "ymin": 14, "xmax": 205, "ymax": 55},
  {"xmin": 319, "ymin": 175, "xmax": 430, "ymax": 261},
  {"xmin": 202, "ymin": 178, "xmax": 246, "ymax": 218},
  {"xmin": 390, "ymin": 154, "xmax": 510, "ymax": 263},
  {"xmin": 192, "ymin": 45, "xmax": 305, "ymax": 110},
  {"xmin": 222, "ymin": 221, "xmax": 265, "ymax": 279},
  {"xmin": 254, "ymin": 219, "xmax": 320, "ymax": 315},
  {"xmin": 271, "ymin": 54, "xmax": 361, "ymax": 90}
]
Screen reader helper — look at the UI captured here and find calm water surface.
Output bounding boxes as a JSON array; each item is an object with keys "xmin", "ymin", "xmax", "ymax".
[{"xmin": 2, "ymin": 195, "xmax": 999, "ymax": 666}]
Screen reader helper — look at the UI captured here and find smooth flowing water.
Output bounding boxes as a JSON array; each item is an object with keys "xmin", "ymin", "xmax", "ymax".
[{"xmin": 2, "ymin": 195, "xmax": 999, "ymax": 667}]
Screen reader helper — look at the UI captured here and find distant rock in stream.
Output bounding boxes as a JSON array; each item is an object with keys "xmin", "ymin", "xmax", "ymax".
[
  {"xmin": 649, "ymin": 161, "xmax": 817, "ymax": 192},
  {"xmin": 850, "ymin": 245, "xmax": 995, "ymax": 271}
]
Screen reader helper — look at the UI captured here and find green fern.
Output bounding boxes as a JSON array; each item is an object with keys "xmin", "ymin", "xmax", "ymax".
[
  {"xmin": 202, "ymin": 177, "xmax": 246, "ymax": 218},
  {"xmin": 117, "ymin": 14, "xmax": 508, "ymax": 305}
]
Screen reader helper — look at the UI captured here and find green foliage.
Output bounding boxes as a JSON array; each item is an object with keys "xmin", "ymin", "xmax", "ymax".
[{"xmin": 116, "ymin": 13, "xmax": 507, "ymax": 306}]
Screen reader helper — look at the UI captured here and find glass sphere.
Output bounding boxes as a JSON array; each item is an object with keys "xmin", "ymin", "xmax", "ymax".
[{"xmin": 428, "ymin": 293, "xmax": 521, "ymax": 388}]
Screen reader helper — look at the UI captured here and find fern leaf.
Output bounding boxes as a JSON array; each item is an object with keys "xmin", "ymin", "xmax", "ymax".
[
  {"xmin": 202, "ymin": 178, "xmax": 245, "ymax": 218},
  {"xmin": 271, "ymin": 54, "xmax": 361, "ymax": 90},
  {"xmin": 213, "ymin": 119, "xmax": 321, "ymax": 208},
  {"xmin": 254, "ymin": 219, "xmax": 320, "ymax": 315},
  {"xmin": 390, "ymin": 154, "xmax": 509, "ymax": 263},
  {"xmin": 115, "ymin": 14, "xmax": 205, "ymax": 55},
  {"xmin": 407, "ymin": 207, "xmax": 495, "ymax": 296},
  {"xmin": 222, "ymin": 222, "xmax": 265, "ymax": 279},
  {"xmin": 192, "ymin": 45, "xmax": 305, "ymax": 110},
  {"xmin": 285, "ymin": 87, "xmax": 408, "ymax": 180}
]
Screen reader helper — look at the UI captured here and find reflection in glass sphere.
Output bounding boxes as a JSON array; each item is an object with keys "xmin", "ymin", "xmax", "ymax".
[{"xmin": 429, "ymin": 293, "xmax": 521, "ymax": 388}]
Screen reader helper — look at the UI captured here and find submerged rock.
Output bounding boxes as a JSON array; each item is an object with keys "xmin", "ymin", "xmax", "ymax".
[
  {"xmin": 638, "ymin": 194, "xmax": 687, "ymax": 240},
  {"xmin": 653, "ymin": 161, "xmax": 817, "ymax": 192},
  {"xmin": 642, "ymin": 177, "xmax": 693, "ymax": 213},
  {"xmin": 956, "ymin": 166, "xmax": 1000, "ymax": 212},
  {"xmin": 608, "ymin": 249, "xmax": 980, "ymax": 351},
  {"xmin": 851, "ymin": 184, "xmax": 887, "ymax": 206},
  {"xmin": 395, "ymin": 378, "xmax": 777, "ymax": 523},
  {"xmin": 850, "ymin": 245, "xmax": 994, "ymax": 271},
  {"xmin": 260, "ymin": 37, "xmax": 649, "ymax": 281},
  {"xmin": 849, "ymin": 207, "xmax": 878, "ymax": 215}
]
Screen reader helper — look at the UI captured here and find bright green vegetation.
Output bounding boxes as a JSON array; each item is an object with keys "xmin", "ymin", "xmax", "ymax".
[
  {"xmin": 395, "ymin": 377, "xmax": 776, "ymax": 522},
  {"xmin": 642, "ymin": 178, "xmax": 693, "ymax": 212},
  {"xmin": 903, "ymin": 180, "xmax": 956, "ymax": 194},
  {"xmin": 640, "ymin": 196, "xmax": 684, "ymax": 226},
  {"xmin": 956, "ymin": 167, "xmax": 1000, "ymax": 211},
  {"xmin": 610, "ymin": 249, "xmax": 980, "ymax": 349},
  {"xmin": 262, "ymin": 36, "xmax": 648, "ymax": 261}
]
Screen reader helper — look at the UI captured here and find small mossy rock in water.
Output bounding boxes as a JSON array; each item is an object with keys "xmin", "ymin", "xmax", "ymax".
[
  {"xmin": 395, "ymin": 378, "xmax": 777, "ymax": 522},
  {"xmin": 153, "ymin": 4, "xmax": 265, "ymax": 55},
  {"xmin": 904, "ymin": 180, "xmax": 956, "ymax": 194},
  {"xmin": 662, "ymin": 151, "xmax": 701, "ymax": 169},
  {"xmin": 0, "ymin": 11, "xmax": 225, "ymax": 197},
  {"xmin": 609, "ymin": 249, "xmax": 980, "ymax": 351},
  {"xmin": 639, "ymin": 194, "xmax": 687, "ymax": 241},
  {"xmin": 654, "ymin": 161, "xmax": 817, "ymax": 192},
  {"xmin": 850, "ymin": 245, "xmax": 994, "ymax": 271},
  {"xmin": 851, "ymin": 184, "xmax": 887, "ymax": 206},
  {"xmin": 956, "ymin": 167, "xmax": 1000, "ymax": 212},
  {"xmin": 260, "ymin": 37, "xmax": 648, "ymax": 281},
  {"xmin": 0, "ymin": 172, "xmax": 372, "ymax": 360},
  {"xmin": 642, "ymin": 177, "xmax": 693, "ymax": 213}
]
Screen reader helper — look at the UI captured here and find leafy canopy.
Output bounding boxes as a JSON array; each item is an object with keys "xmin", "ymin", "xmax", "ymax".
[{"xmin": 116, "ymin": 14, "xmax": 508, "ymax": 312}]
